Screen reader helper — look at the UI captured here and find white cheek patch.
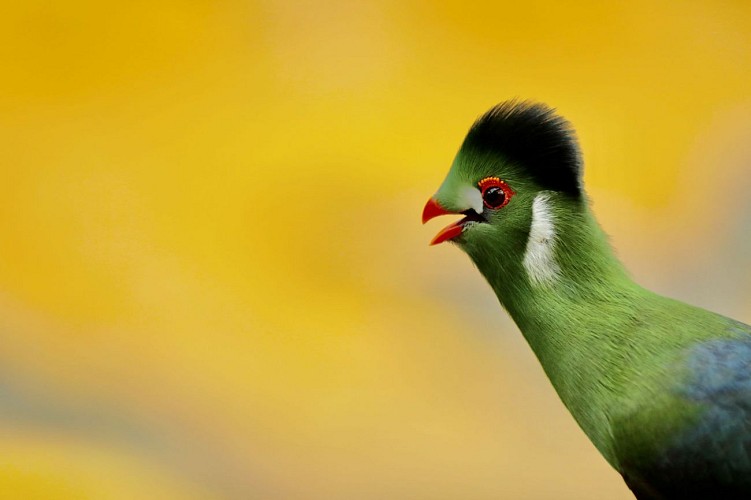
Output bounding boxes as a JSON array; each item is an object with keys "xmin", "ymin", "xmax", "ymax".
[
  {"xmin": 459, "ymin": 185, "xmax": 484, "ymax": 215},
  {"xmin": 523, "ymin": 192, "xmax": 561, "ymax": 286}
]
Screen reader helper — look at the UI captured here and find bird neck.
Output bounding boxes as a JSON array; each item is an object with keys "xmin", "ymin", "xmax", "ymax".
[{"xmin": 472, "ymin": 200, "xmax": 641, "ymax": 463}]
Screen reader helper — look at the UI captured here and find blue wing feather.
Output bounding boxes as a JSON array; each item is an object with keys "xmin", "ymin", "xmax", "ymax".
[{"xmin": 618, "ymin": 321, "xmax": 751, "ymax": 499}]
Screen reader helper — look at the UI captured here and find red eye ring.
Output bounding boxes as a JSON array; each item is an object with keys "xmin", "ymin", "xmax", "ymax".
[{"xmin": 478, "ymin": 177, "xmax": 515, "ymax": 210}]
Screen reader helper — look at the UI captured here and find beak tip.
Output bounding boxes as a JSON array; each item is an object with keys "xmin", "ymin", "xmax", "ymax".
[
  {"xmin": 422, "ymin": 197, "xmax": 451, "ymax": 225},
  {"xmin": 423, "ymin": 197, "xmax": 464, "ymax": 245}
]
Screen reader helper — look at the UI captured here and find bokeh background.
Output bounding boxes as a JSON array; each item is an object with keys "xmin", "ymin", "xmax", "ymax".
[{"xmin": 2, "ymin": 1, "xmax": 751, "ymax": 498}]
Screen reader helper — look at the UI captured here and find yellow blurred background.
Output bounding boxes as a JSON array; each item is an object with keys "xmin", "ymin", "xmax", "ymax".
[{"xmin": 1, "ymin": 1, "xmax": 750, "ymax": 498}]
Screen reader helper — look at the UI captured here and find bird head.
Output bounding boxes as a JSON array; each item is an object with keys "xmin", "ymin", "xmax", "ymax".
[{"xmin": 422, "ymin": 101, "xmax": 585, "ymax": 275}]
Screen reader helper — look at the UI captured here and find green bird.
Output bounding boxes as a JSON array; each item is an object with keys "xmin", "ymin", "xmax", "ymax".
[{"xmin": 422, "ymin": 101, "xmax": 751, "ymax": 499}]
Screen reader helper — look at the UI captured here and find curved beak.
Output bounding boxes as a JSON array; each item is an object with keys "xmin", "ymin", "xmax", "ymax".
[
  {"xmin": 422, "ymin": 198, "xmax": 465, "ymax": 245},
  {"xmin": 422, "ymin": 198, "xmax": 455, "ymax": 224}
]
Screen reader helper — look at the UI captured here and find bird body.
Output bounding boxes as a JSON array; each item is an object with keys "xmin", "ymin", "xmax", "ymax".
[{"xmin": 423, "ymin": 101, "xmax": 751, "ymax": 499}]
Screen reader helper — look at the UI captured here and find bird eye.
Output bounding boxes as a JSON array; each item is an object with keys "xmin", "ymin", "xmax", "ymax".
[
  {"xmin": 478, "ymin": 177, "xmax": 514, "ymax": 210},
  {"xmin": 483, "ymin": 186, "xmax": 506, "ymax": 208}
]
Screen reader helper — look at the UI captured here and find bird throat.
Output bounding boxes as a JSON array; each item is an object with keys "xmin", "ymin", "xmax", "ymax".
[{"xmin": 467, "ymin": 200, "xmax": 638, "ymax": 463}]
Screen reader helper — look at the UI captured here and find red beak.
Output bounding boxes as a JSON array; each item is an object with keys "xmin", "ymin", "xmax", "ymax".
[
  {"xmin": 422, "ymin": 198, "xmax": 464, "ymax": 245},
  {"xmin": 422, "ymin": 197, "xmax": 454, "ymax": 224}
]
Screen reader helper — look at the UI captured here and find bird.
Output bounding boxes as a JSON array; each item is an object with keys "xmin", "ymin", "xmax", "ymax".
[{"xmin": 421, "ymin": 100, "xmax": 751, "ymax": 499}]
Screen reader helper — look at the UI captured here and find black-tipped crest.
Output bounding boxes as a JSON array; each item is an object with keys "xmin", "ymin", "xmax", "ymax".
[{"xmin": 462, "ymin": 100, "xmax": 582, "ymax": 197}]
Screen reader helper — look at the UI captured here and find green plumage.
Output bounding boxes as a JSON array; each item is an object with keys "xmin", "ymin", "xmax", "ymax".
[{"xmin": 425, "ymin": 101, "xmax": 751, "ymax": 499}]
